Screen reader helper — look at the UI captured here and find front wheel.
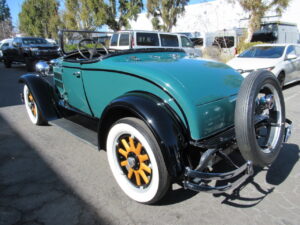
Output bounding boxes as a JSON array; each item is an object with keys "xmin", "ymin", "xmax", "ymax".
[
  {"xmin": 106, "ymin": 117, "xmax": 170, "ymax": 204},
  {"xmin": 235, "ymin": 70, "xmax": 285, "ymax": 167},
  {"xmin": 23, "ymin": 85, "xmax": 47, "ymax": 125}
]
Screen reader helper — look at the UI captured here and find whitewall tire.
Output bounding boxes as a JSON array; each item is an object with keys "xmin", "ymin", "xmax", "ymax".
[
  {"xmin": 23, "ymin": 85, "xmax": 46, "ymax": 125},
  {"xmin": 106, "ymin": 117, "xmax": 170, "ymax": 204}
]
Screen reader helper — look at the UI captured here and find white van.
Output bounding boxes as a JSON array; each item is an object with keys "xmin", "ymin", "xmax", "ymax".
[{"xmin": 109, "ymin": 31, "xmax": 202, "ymax": 57}]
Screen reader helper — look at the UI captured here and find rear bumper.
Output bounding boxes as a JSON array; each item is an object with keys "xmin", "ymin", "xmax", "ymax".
[
  {"xmin": 183, "ymin": 161, "xmax": 253, "ymax": 193},
  {"xmin": 183, "ymin": 119, "xmax": 292, "ymax": 193}
]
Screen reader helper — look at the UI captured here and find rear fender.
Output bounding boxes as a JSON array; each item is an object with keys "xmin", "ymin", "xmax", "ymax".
[
  {"xmin": 19, "ymin": 74, "xmax": 60, "ymax": 121},
  {"xmin": 98, "ymin": 92, "xmax": 188, "ymax": 177}
]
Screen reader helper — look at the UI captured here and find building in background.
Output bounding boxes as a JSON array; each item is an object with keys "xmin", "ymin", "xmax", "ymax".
[{"xmin": 130, "ymin": 0, "xmax": 300, "ymax": 35}]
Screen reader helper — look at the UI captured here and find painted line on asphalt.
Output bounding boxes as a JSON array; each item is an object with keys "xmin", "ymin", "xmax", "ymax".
[{"xmin": 285, "ymin": 93, "xmax": 300, "ymax": 102}]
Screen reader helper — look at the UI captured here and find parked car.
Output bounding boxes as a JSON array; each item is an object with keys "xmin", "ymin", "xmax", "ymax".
[
  {"xmin": 19, "ymin": 30, "xmax": 291, "ymax": 204},
  {"xmin": 2, "ymin": 37, "xmax": 60, "ymax": 71},
  {"xmin": 0, "ymin": 39, "xmax": 12, "ymax": 61},
  {"xmin": 109, "ymin": 30, "xmax": 202, "ymax": 57},
  {"xmin": 227, "ymin": 44, "xmax": 300, "ymax": 87}
]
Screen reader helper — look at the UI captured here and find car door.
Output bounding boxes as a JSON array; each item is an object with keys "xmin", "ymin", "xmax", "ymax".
[
  {"xmin": 294, "ymin": 46, "xmax": 300, "ymax": 81},
  {"xmin": 61, "ymin": 60, "xmax": 93, "ymax": 115},
  {"xmin": 284, "ymin": 45, "xmax": 300, "ymax": 83}
]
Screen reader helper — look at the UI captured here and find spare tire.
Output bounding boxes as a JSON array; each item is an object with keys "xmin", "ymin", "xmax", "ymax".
[{"xmin": 235, "ymin": 70, "xmax": 285, "ymax": 167}]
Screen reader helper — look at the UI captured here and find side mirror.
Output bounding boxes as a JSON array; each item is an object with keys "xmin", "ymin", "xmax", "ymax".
[
  {"xmin": 286, "ymin": 53, "xmax": 297, "ymax": 60},
  {"xmin": 35, "ymin": 61, "xmax": 50, "ymax": 76}
]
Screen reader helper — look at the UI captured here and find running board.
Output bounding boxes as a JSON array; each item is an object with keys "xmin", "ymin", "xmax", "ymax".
[{"xmin": 50, "ymin": 117, "xmax": 98, "ymax": 148}]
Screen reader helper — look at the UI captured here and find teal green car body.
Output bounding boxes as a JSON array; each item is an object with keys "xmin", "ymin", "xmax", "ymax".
[{"xmin": 53, "ymin": 51, "xmax": 243, "ymax": 141}]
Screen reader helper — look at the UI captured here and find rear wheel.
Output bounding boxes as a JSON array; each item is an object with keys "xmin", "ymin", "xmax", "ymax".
[
  {"xmin": 106, "ymin": 117, "xmax": 170, "ymax": 204},
  {"xmin": 235, "ymin": 70, "xmax": 285, "ymax": 167},
  {"xmin": 23, "ymin": 85, "xmax": 47, "ymax": 125}
]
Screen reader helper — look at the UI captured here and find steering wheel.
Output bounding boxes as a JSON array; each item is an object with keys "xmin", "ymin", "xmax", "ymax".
[{"xmin": 77, "ymin": 38, "xmax": 108, "ymax": 59}]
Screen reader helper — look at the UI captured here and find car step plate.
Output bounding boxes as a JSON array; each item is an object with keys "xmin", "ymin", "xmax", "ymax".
[{"xmin": 50, "ymin": 116, "xmax": 98, "ymax": 148}]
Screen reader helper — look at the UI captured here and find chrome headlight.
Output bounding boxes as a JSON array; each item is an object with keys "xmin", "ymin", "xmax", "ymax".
[{"xmin": 35, "ymin": 61, "xmax": 50, "ymax": 76}]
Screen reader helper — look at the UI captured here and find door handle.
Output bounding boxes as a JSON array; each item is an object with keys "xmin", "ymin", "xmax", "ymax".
[{"xmin": 72, "ymin": 71, "xmax": 81, "ymax": 78}]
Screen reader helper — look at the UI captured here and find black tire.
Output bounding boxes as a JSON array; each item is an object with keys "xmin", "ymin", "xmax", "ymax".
[
  {"xmin": 277, "ymin": 72, "xmax": 285, "ymax": 88},
  {"xmin": 106, "ymin": 117, "xmax": 170, "ymax": 204},
  {"xmin": 235, "ymin": 70, "xmax": 285, "ymax": 167},
  {"xmin": 4, "ymin": 59, "xmax": 11, "ymax": 68}
]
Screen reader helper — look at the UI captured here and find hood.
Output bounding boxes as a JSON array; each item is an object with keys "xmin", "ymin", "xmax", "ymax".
[
  {"xmin": 227, "ymin": 57, "xmax": 281, "ymax": 71},
  {"xmin": 97, "ymin": 52, "xmax": 243, "ymax": 107}
]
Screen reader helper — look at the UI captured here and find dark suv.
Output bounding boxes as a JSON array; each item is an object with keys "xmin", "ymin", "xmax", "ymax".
[{"xmin": 2, "ymin": 37, "xmax": 60, "ymax": 71}]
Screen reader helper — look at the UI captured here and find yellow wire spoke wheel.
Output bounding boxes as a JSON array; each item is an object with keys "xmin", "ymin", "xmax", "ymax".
[{"xmin": 117, "ymin": 136, "xmax": 152, "ymax": 187}]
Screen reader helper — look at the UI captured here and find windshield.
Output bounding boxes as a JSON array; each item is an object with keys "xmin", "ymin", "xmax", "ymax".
[
  {"xmin": 22, "ymin": 38, "xmax": 48, "ymax": 45},
  {"xmin": 238, "ymin": 46, "xmax": 285, "ymax": 58}
]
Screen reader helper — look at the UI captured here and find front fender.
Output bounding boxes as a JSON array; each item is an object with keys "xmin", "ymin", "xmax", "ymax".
[
  {"xmin": 98, "ymin": 92, "xmax": 188, "ymax": 177},
  {"xmin": 19, "ymin": 74, "xmax": 60, "ymax": 121}
]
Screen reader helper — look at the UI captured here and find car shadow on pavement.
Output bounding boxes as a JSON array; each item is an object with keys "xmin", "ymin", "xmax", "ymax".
[
  {"xmin": 0, "ymin": 63, "xmax": 27, "ymax": 108},
  {"xmin": 0, "ymin": 114, "xmax": 111, "ymax": 225},
  {"xmin": 212, "ymin": 143, "xmax": 299, "ymax": 208},
  {"xmin": 283, "ymin": 81, "xmax": 300, "ymax": 90}
]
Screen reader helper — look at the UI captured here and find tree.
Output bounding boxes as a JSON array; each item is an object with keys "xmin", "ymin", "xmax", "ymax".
[
  {"xmin": 105, "ymin": 0, "xmax": 143, "ymax": 31},
  {"xmin": 233, "ymin": 0, "xmax": 290, "ymax": 42},
  {"xmin": 63, "ymin": 0, "xmax": 143, "ymax": 31},
  {"xmin": 63, "ymin": 0, "xmax": 106, "ymax": 30},
  {"xmin": 147, "ymin": 0, "xmax": 189, "ymax": 32},
  {"xmin": 19, "ymin": 0, "xmax": 61, "ymax": 39},
  {"xmin": 0, "ymin": 0, "xmax": 13, "ymax": 39}
]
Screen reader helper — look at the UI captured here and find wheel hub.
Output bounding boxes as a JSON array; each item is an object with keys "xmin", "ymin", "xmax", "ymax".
[
  {"xmin": 259, "ymin": 94, "xmax": 274, "ymax": 110},
  {"xmin": 127, "ymin": 153, "xmax": 140, "ymax": 170},
  {"xmin": 127, "ymin": 157, "xmax": 136, "ymax": 168}
]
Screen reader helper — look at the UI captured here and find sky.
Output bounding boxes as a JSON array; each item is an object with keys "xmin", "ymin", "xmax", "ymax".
[{"xmin": 6, "ymin": 0, "xmax": 213, "ymax": 27}]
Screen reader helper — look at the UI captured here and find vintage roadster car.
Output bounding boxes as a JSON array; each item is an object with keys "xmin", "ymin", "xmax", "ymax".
[{"xmin": 19, "ymin": 30, "xmax": 292, "ymax": 204}]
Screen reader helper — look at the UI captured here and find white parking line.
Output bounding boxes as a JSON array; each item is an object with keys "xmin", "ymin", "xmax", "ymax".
[{"xmin": 285, "ymin": 93, "xmax": 300, "ymax": 102}]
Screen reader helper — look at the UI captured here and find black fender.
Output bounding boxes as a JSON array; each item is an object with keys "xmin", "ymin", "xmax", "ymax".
[
  {"xmin": 98, "ymin": 92, "xmax": 188, "ymax": 177},
  {"xmin": 19, "ymin": 74, "xmax": 60, "ymax": 121}
]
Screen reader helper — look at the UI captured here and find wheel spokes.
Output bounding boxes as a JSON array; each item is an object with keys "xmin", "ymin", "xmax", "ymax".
[
  {"xmin": 117, "ymin": 136, "xmax": 152, "ymax": 187},
  {"xmin": 27, "ymin": 93, "xmax": 37, "ymax": 117},
  {"xmin": 134, "ymin": 171, "xmax": 141, "ymax": 186},
  {"xmin": 139, "ymin": 170, "xmax": 149, "ymax": 184},
  {"xmin": 121, "ymin": 139, "xmax": 130, "ymax": 151}
]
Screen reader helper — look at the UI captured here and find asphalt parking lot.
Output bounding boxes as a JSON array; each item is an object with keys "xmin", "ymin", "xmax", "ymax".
[{"xmin": 0, "ymin": 62, "xmax": 300, "ymax": 225}]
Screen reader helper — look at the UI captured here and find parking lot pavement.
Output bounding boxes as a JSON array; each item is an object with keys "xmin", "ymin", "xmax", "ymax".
[{"xmin": 0, "ymin": 62, "xmax": 300, "ymax": 225}]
